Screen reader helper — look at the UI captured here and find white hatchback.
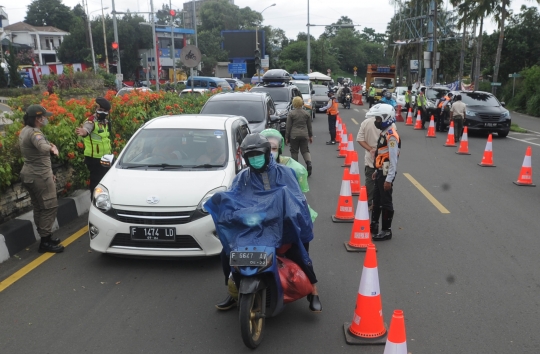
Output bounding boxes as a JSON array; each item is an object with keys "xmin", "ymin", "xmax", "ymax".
[{"xmin": 88, "ymin": 114, "xmax": 251, "ymax": 257}]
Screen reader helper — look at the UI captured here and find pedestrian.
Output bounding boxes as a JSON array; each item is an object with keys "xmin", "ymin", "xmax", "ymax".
[
  {"xmin": 370, "ymin": 104, "xmax": 400, "ymax": 241},
  {"xmin": 368, "ymin": 83, "xmax": 376, "ymax": 108},
  {"xmin": 75, "ymin": 97, "xmax": 112, "ymax": 200},
  {"xmin": 319, "ymin": 90, "xmax": 339, "ymax": 145},
  {"xmin": 356, "ymin": 104, "xmax": 397, "ymax": 212},
  {"xmin": 416, "ymin": 87, "xmax": 427, "ymax": 129},
  {"xmin": 19, "ymin": 105, "xmax": 65, "ymax": 253},
  {"xmin": 449, "ymin": 94, "xmax": 466, "ymax": 142},
  {"xmin": 436, "ymin": 92, "xmax": 453, "ymax": 132},
  {"xmin": 285, "ymin": 97, "xmax": 313, "ymax": 176}
]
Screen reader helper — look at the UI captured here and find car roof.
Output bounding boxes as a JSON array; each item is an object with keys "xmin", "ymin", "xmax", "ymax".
[
  {"xmin": 181, "ymin": 88, "xmax": 207, "ymax": 92},
  {"xmin": 144, "ymin": 114, "xmax": 246, "ymax": 130},
  {"xmin": 207, "ymin": 92, "xmax": 267, "ymax": 102}
]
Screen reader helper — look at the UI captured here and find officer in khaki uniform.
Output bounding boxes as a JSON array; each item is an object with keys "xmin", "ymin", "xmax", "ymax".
[
  {"xmin": 19, "ymin": 105, "xmax": 64, "ymax": 253},
  {"xmin": 75, "ymin": 97, "xmax": 112, "ymax": 200}
]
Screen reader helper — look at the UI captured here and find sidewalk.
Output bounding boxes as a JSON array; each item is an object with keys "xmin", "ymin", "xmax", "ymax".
[{"xmin": 0, "ymin": 190, "xmax": 90, "ymax": 264}]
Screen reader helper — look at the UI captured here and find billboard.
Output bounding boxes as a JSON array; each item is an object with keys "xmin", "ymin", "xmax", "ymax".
[{"xmin": 221, "ymin": 30, "xmax": 265, "ymax": 59}]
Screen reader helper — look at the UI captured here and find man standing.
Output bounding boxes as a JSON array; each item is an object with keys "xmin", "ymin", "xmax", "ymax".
[
  {"xmin": 75, "ymin": 97, "xmax": 112, "ymax": 199},
  {"xmin": 371, "ymin": 104, "xmax": 400, "ymax": 241},
  {"xmin": 319, "ymin": 90, "xmax": 339, "ymax": 145},
  {"xmin": 416, "ymin": 87, "xmax": 427, "ymax": 129},
  {"xmin": 404, "ymin": 85, "xmax": 413, "ymax": 112},
  {"xmin": 449, "ymin": 94, "xmax": 466, "ymax": 142},
  {"xmin": 436, "ymin": 92, "xmax": 453, "ymax": 132},
  {"xmin": 368, "ymin": 83, "xmax": 376, "ymax": 108}
]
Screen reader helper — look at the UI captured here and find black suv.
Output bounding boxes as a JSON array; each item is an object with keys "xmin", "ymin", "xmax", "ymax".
[
  {"xmin": 413, "ymin": 86, "xmax": 451, "ymax": 121},
  {"xmin": 199, "ymin": 92, "xmax": 278, "ymax": 133},
  {"xmin": 450, "ymin": 91, "xmax": 511, "ymax": 137}
]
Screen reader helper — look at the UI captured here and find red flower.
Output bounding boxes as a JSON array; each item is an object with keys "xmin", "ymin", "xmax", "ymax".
[
  {"xmin": 77, "ymin": 142, "xmax": 84, "ymax": 149},
  {"xmin": 115, "ymin": 134, "xmax": 120, "ymax": 138},
  {"xmin": 174, "ymin": 104, "xmax": 179, "ymax": 108},
  {"xmin": 67, "ymin": 152, "xmax": 76, "ymax": 159},
  {"xmin": 86, "ymin": 179, "xmax": 90, "ymax": 186},
  {"xmin": 65, "ymin": 182, "xmax": 72, "ymax": 189},
  {"xmin": 166, "ymin": 105, "xmax": 172, "ymax": 110},
  {"xmin": 113, "ymin": 151, "xmax": 118, "ymax": 156}
]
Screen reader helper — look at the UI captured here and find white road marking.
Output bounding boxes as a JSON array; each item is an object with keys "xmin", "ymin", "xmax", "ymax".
[
  {"xmin": 351, "ymin": 118, "xmax": 359, "ymax": 125},
  {"xmin": 507, "ymin": 136, "xmax": 540, "ymax": 147},
  {"xmin": 354, "ymin": 108, "xmax": 360, "ymax": 112}
]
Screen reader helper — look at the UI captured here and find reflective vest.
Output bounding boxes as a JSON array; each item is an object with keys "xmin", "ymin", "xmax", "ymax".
[
  {"xmin": 375, "ymin": 129, "xmax": 400, "ymax": 169},
  {"xmin": 369, "ymin": 87, "xmax": 376, "ymax": 97},
  {"xmin": 438, "ymin": 96, "xmax": 450, "ymax": 109},
  {"xmin": 417, "ymin": 93, "xmax": 426, "ymax": 107},
  {"xmin": 328, "ymin": 98, "xmax": 339, "ymax": 115},
  {"xmin": 405, "ymin": 91, "xmax": 412, "ymax": 103},
  {"xmin": 83, "ymin": 121, "xmax": 111, "ymax": 158}
]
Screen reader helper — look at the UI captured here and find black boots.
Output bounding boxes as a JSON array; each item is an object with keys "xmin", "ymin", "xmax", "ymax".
[
  {"xmin": 306, "ymin": 161, "xmax": 312, "ymax": 177},
  {"xmin": 372, "ymin": 209, "xmax": 394, "ymax": 241},
  {"xmin": 215, "ymin": 295, "xmax": 237, "ymax": 311},
  {"xmin": 326, "ymin": 141, "xmax": 336, "ymax": 145},
  {"xmin": 38, "ymin": 235, "xmax": 65, "ymax": 253},
  {"xmin": 307, "ymin": 294, "xmax": 322, "ymax": 312}
]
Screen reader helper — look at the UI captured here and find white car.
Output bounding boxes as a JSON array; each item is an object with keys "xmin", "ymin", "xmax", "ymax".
[
  {"xmin": 179, "ymin": 88, "xmax": 209, "ymax": 96},
  {"xmin": 88, "ymin": 114, "xmax": 251, "ymax": 257},
  {"xmin": 116, "ymin": 87, "xmax": 153, "ymax": 97},
  {"xmin": 393, "ymin": 86, "xmax": 416, "ymax": 107}
]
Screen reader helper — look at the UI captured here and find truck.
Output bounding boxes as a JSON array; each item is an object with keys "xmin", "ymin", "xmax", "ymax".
[{"xmin": 365, "ymin": 64, "xmax": 397, "ymax": 101}]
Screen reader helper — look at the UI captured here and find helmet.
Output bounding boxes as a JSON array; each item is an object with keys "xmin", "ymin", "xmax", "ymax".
[
  {"xmin": 385, "ymin": 91, "xmax": 392, "ymax": 99},
  {"xmin": 381, "ymin": 88, "xmax": 387, "ymax": 95},
  {"xmin": 260, "ymin": 129, "xmax": 284, "ymax": 152},
  {"xmin": 95, "ymin": 97, "xmax": 111, "ymax": 111},
  {"xmin": 343, "ymin": 82, "xmax": 348, "ymax": 87},
  {"xmin": 366, "ymin": 103, "xmax": 396, "ymax": 130},
  {"xmin": 240, "ymin": 133, "xmax": 271, "ymax": 171}
]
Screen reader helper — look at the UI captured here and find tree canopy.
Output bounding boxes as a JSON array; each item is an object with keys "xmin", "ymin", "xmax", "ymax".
[{"xmin": 25, "ymin": 0, "xmax": 74, "ymax": 32}]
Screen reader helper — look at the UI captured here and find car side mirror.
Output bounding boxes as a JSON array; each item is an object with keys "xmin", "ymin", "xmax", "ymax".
[
  {"xmin": 311, "ymin": 90, "xmax": 315, "ymax": 95},
  {"xmin": 501, "ymin": 102, "xmax": 506, "ymax": 107},
  {"xmin": 269, "ymin": 115, "xmax": 280, "ymax": 123},
  {"xmin": 100, "ymin": 154, "xmax": 115, "ymax": 168}
]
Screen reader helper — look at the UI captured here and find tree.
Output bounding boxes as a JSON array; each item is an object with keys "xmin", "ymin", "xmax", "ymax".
[
  {"xmin": 16, "ymin": 48, "xmax": 37, "ymax": 65},
  {"xmin": 6, "ymin": 45, "xmax": 23, "ymax": 87},
  {"xmin": 25, "ymin": 0, "xmax": 75, "ymax": 32},
  {"xmin": 156, "ymin": 4, "xmax": 183, "ymax": 26},
  {"xmin": 199, "ymin": 1, "xmax": 260, "ymax": 32},
  {"xmin": 56, "ymin": 17, "xmax": 92, "ymax": 64},
  {"xmin": 0, "ymin": 65, "xmax": 8, "ymax": 88}
]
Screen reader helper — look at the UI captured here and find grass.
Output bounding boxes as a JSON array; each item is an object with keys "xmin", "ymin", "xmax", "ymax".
[{"xmin": 510, "ymin": 123, "xmax": 528, "ymax": 133}]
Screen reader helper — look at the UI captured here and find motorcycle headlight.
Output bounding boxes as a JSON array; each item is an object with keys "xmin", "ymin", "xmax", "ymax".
[
  {"xmin": 94, "ymin": 184, "xmax": 111, "ymax": 213},
  {"xmin": 197, "ymin": 186, "xmax": 227, "ymax": 213},
  {"xmin": 466, "ymin": 110, "xmax": 477, "ymax": 117},
  {"xmin": 501, "ymin": 110, "xmax": 510, "ymax": 119}
]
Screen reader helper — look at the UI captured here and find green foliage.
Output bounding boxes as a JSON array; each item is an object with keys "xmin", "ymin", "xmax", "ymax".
[
  {"xmin": 56, "ymin": 17, "xmax": 92, "ymax": 64},
  {"xmin": 25, "ymin": 0, "xmax": 75, "ymax": 32},
  {"xmin": 0, "ymin": 87, "xmax": 41, "ymax": 97},
  {"xmin": 0, "ymin": 65, "xmax": 8, "ymax": 88},
  {"xmin": 6, "ymin": 45, "xmax": 23, "ymax": 88}
]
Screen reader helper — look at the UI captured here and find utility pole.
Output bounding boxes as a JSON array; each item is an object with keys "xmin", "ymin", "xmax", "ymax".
[
  {"xmin": 170, "ymin": 0, "xmax": 176, "ymax": 85},
  {"xmin": 112, "ymin": 0, "xmax": 121, "ymax": 79},
  {"xmin": 307, "ymin": 0, "xmax": 310, "ymax": 74},
  {"xmin": 150, "ymin": 0, "xmax": 159, "ymax": 90},
  {"xmin": 101, "ymin": 0, "xmax": 109, "ymax": 73},
  {"xmin": 192, "ymin": 0, "xmax": 199, "ymax": 72},
  {"xmin": 432, "ymin": 0, "xmax": 438, "ymax": 85}
]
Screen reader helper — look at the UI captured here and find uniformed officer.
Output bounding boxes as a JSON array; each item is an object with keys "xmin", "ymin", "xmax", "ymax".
[
  {"xmin": 75, "ymin": 97, "xmax": 112, "ymax": 200},
  {"xmin": 19, "ymin": 105, "xmax": 64, "ymax": 253},
  {"xmin": 370, "ymin": 104, "xmax": 401, "ymax": 241},
  {"xmin": 319, "ymin": 90, "xmax": 339, "ymax": 145},
  {"xmin": 416, "ymin": 87, "xmax": 427, "ymax": 129},
  {"xmin": 368, "ymin": 84, "xmax": 377, "ymax": 108},
  {"xmin": 404, "ymin": 85, "xmax": 413, "ymax": 112}
]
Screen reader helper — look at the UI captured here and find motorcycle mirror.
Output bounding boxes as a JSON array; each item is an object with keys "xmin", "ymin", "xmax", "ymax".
[
  {"xmin": 311, "ymin": 90, "xmax": 315, "ymax": 95},
  {"xmin": 269, "ymin": 115, "xmax": 280, "ymax": 123}
]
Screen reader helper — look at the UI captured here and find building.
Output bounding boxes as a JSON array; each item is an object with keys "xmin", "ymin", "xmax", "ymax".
[
  {"xmin": 182, "ymin": 0, "xmax": 234, "ymax": 29},
  {"xmin": 4, "ymin": 22, "xmax": 69, "ymax": 65}
]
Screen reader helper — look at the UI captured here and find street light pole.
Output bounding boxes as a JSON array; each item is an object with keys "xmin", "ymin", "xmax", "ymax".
[
  {"xmin": 100, "ymin": 0, "xmax": 109, "ymax": 73},
  {"xmin": 191, "ymin": 0, "xmax": 200, "ymax": 72},
  {"xmin": 307, "ymin": 0, "xmax": 310, "ymax": 74},
  {"xmin": 87, "ymin": 7, "xmax": 98, "ymax": 73},
  {"xmin": 256, "ymin": 4, "xmax": 276, "ymax": 83},
  {"xmin": 112, "ymin": 0, "xmax": 121, "ymax": 80}
]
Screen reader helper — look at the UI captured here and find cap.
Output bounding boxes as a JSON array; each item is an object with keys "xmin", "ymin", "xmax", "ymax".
[
  {"xmin": 26, "ymin": 105, "xmax": 52, "ymax": 117},
  {"xmin": 95, "ymin": 97, "xmax": 111, "ymax": 111}
]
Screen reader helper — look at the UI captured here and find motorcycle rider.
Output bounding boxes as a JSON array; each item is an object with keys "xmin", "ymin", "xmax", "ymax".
[
  {"xmin": 340, "ymin": 83, "xmax": 352, "ymax": 108},
  {"xmin": 210, "ymin": 134, "xmax": 322, "ymax": 313},
  {"xmin": 379, "ymin": 89, "xmax": 397, "ymax": 108}
]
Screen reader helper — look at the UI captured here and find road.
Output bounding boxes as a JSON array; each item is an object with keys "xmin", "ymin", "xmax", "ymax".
[{"xmin": 1, "ymin": 105, "xmax": 540, "ymax": 353}]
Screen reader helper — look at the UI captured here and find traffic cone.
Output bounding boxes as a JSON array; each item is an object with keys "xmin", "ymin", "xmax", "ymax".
[
  {"xmin": 426, "ymin": 115, "xmax": 436, "ymax": 137},
  {"xmin": 413, "ymin": 110, "xmax": 422, "ymax": 130},
  {"xmin": 395, "ymin": 105, "xmax": 404, "ymax": 122},
  {"xmin": 383, "ymin": 310, "xmax": 408, "ymax": 354},
  {"xmin": 343, "ymin": 139, "xmax": 355, "ymax": 167},
  {"xmin": 456, "ymin": 126, "xmax": 471, "ymax": 155},
  {"xmin": 336, "ymin": 123, "xmax": 342, "ymax": 144},
  {"xmin": 345, "ymin": 186, "xmax": 371, "ymax": 252},
  {"xmin": 348, "ymin": 153, "xmax": 361, "ymax": 196},
  {"xmin": 338, "ymin": 126, "xmax": 348, "ymax": 151},
  {"xmin": 332, "ymin": 169, "xmax": 355, "ymax": 223},
  {"xmin": 339, "ymin": 134, "xmax": 350, "ymax": 158},
  {"xmin": 405, "ymin": 108, "xmax": 413, "ymax": 126},
  {"xmin": 513, "ymin": 146, "xmax": 536, "ymax": 186},
  {"xmin": 343, "ymin": 243, "xmax": 387, "ymax": 344},
  {"xmin": 478, "ymin": 134, "xmax": 495, "ymax": 167},
  {"xmin": 444, "ymin": 120, "xmax": 457, "ymax": 147}
]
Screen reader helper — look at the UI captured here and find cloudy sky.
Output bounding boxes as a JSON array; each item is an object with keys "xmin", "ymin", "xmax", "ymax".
[{"xmin": 4, "ymin": 0, "xmax": 539, "ymax": 39}]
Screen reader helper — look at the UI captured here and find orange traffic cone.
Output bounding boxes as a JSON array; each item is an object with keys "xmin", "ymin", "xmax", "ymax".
[
  {"xmin": 513, "ymin": 146, "xmax": 536, "ymax": 186},
  {"xmin": 336, "ymin": 122, "xmax": 342, "ymax": 144},
  {"xmin": 426, "ymin": 115, "xmax": 436, "ymax": 137},
  {"xmin": 343, "ymin": 140, "xmax": 355, "ymax": 167},
  {"xmin": 478, "ymin": 134, "xmax": 495, "ymax": 167},
  {"xmin": 339, "ymin": 134, "xmax": 351, "ymax": 158},
  {"xmin": 332, "ymin": 169, "xmax": 355, "ymax": 223},
  {"xmin": 345, "ymin": 186, "xmax": 372, "ymax": 252},
  {"xmin": 405, "ymin": 108, "xmax": 413, "ymax": 126},
  {"xmin": 395, "ymin": 105, "xmax": 404, "ymax": 122},
  {"xmin": 444, "ymin": 120, "xmax": 457, "ymax": 147},
  {"xmin": 348, "ymin": 153, "xmax": 361, "ymax": 196},
  {"xmin": 338, "ymin": 126, "xmax": 348, "ymax": 151},
  {"xmin": 456, "ymin": 126, "xmax": 471, "ymax": 155},
  {"xmin": 343, "ymin": 243, "xmax": 387, "ymax": 344},
  {"xmin": 383, "ymin": 310, "xmax": 407, "ymax": 354},
  {"xmin": 413, "ymin": 110, "xmax": 422, "ymax": 130}
]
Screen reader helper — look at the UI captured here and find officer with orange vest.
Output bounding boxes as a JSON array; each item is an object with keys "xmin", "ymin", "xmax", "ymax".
[
  {"xmin": 319, "ymin": 90, "xmax": 339, "ymax": 145},
  {"xmin": 369, "ymin": 104, "xmax": 401, "ymax": 241},
  {"xmin": 436, "ymin": 92, "xmax": 453, "ymax": 132}
]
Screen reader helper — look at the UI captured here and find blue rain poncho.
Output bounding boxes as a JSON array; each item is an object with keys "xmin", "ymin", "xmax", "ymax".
[{"xmin": 204, "ymin": 158, "xmax": 313, "ymax": 267}]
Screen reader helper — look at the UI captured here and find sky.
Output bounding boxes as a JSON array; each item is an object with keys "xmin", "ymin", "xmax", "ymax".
[{"xmin": 3, "ymin": 0, "xmax": 540, "ymax": 40}]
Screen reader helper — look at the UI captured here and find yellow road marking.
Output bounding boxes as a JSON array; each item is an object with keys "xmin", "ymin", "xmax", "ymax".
[
  {"xmin": 0, "ymin": 226, "xmax": 88, "ymax": 293},
  {"xmin": 351, "ymin": 118, "xmax": 359, "ymax": 125},
  {"xmin": 403, "ymin": 173, "xmax": 450, "ymax": 214}
]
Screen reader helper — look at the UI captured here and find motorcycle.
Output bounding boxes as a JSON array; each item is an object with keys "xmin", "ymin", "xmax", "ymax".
[
  {"xmin": 342, "ymin": 93, "xmax": 351, "ymax": 109},
  {"xmin": 268, "ymin": 111, "xmax": 288, "ymax": 139}
]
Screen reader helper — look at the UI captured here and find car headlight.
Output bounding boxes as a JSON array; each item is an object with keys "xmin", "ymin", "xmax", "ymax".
[
  {"xmin": 197, "ymin": 186, "xmax": 227, "ymax": 213},
  {"xmin": 501, "ymin": 110, "xmax": 510, "ymax": 119},
  {"xmin": 466, "ymin": 110, "xmax": 477, "ymax": 117},
  {"xmin": 94, "ymin": 184, "xmax": 111, "ymax": 213}
]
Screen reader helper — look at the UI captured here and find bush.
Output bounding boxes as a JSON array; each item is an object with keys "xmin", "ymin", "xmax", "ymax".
[{"xmin": 0, "ymin": 87, "xmax": 41, "ymax": 98}]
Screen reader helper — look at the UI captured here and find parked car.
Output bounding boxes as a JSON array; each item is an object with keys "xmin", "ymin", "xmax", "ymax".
[
  {"xmin": 179, "ymin": 88, "xmax": 209, "ymax": 96},
  {"xmin": 393, "ymin": 86, "xmax": 416, "ymax": 108},
  {"xmin": 200, "ymin": 92, "xmax": 278, "ymax": 133},
  {"xmin": 88, "ymin": 114, "xmax": 251, "ymax": 257},
  {"xmin": 186, "ymin": 76, "xmax": 232, "ymax": 91},
  {"xmin": 116, "ymin": 87, "xmax": 153, "ymax": 97},
  {"xmin": 312, "ymin": 84, "xmax": 331, "ymax": 113},
  {"xmin": 223, "ymin": 78, "xmax": 244, "ymax": 90},
  {"xmin": 291, "ymin": 80, "xmax": 315, "ymax": 120},
  {"xmin": 412, "ymin": 85, "xmax": 450, "ymax": 121},
  {"xmin": 450, "ymin": 90, "xmax": 511, "ymax": 137}
]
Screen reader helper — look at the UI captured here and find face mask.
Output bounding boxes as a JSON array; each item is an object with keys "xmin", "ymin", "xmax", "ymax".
[
  {"xmin": 41, "ymin": 117, "xmax": 49, "ymax": 126},
  {"xmin": 374, "ymin": 121, "xmax": 383, "ymax": 130},
  {"xmin": 248, "ymin": 155, "xmax": 266, "ymax": 169},
  {"xmin": 271, "ymin": 151, "xmax": 279, "ymax": 161}
]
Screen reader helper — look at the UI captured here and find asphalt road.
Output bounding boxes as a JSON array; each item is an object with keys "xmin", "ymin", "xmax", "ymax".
[{"xmin": 1, "ymin": 105, "xmax": 540, "ymax": 353}]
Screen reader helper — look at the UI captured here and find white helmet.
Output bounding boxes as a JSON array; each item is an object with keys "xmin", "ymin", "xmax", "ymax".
[{"xmin": 366, "ymin": 103, "xmax": 396, "ymax": 129}]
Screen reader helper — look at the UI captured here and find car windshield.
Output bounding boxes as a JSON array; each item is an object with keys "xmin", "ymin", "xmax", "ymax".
[
  {"xmin": 201, "ymin": 100, "xmax": 265, "ymax": 123},
  {"xmin": 313, "ymin": 86, "xmax": 328, "ymax": 95},
  {"xmin": 373, "ymin": 78, "xmax": 395, "ymax": 89},
  {"xmin": 426, "ymin": 88, "xmax": 450, "ymax": 100},
  {"xmin": 250, "ymin": 87, "xmax": 289, "ymax": 102},
  {"xmin": 295, "ymin": 83, "xmax": 311, "ymax": 95},
  {"xmin": 461, "ymin": 92, "xmax": 501, "ymax": 106},
  {"xmin": 119, "ymin": 128, "xmax": 228, "ymax": 168}
]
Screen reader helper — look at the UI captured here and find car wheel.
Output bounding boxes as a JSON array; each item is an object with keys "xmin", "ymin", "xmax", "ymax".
[{"xmin": 498, "ymin": 130, "xmax": 509, "ymax": 138}]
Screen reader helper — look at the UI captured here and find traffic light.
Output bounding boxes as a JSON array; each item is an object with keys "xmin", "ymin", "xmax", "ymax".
[
  {"xmin": 111, "ymin": 42, "xmax": 119, "ymax": 50},
  {"xmin": 169, "ymin": 9, "xmax": 176, "ymax": 17},
  {"xmin": 254, "ymin": 48, "xmax": 261, "ymax": 73}
]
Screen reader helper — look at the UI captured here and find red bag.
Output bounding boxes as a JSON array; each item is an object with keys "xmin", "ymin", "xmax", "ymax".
[{"xmin": 277, "ymin": 256, "xmax": 313, "ymax": 304}]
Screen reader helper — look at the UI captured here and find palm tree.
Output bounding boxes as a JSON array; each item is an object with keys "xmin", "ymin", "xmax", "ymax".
[
  {"xmin": 451, "ymin": 0, "xmax": 476, "ymax": 88},
  {"xmin": 468, "ymin": 0, "xmax": 495, "ymax": 90}
]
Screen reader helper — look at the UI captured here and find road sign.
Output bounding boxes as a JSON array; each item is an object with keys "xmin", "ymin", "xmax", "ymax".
[
  {"xmin": 508, "ymin": 73, "xmax": 521, "ymax": 78},
  {"xmin": 227, "ymin": 63, "xmax": 247, "ymax": 74},
  {"xmin": 260, "ymin": 58, "xmax": 269, "ymax": 68},
  {"xmin": 180, "ymin": 45, "xmax": 201, "ymax": 68},
  {"xmin": 116, "ymin": 73, "xmax": 123, "ymax": 82},
  {"xmin": 353, "ymin": 66, "xmax": 357, "ymax": 71},
  {"xmin": 491, "ymin": 82, "xmax": 502, "ymax": 86}
]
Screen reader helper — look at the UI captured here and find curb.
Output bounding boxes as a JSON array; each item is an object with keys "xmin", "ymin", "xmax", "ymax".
[{"xmin": 0, "ymin": 190, "xmax": 90, "ymax": 263}]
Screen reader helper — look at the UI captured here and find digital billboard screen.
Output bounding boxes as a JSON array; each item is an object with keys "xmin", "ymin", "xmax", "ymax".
[{"xmin": 222, "ymin": 30, "xmax": 265, "ymax": 59}]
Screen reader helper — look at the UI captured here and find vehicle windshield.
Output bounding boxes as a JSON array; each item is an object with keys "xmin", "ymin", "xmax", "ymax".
[
  {"xmin": 250, "ymin": 87, "xmax": 289, "ymax": 102},
  {"xmin": 119, "ymin": 128, "xmax": 228, "ymax": 168},
  {"xmin": 313, "ymin": 86, "xmax": 328, "ymax": 95},
  {"xmin": 180, "ymin": 91, "xmax": 202, "ymax": 96},
  {"xmin": 217, "ymin": 82, "xmax": 232, "ymax": 90},
  {"xmin": 426, "ymin": 88, "xmax": 450, "ymax": 100},
  {"xmin": 201, "ymin": 101, "xmax": 265, "ymax": 123},
  {"xmin": 294, "ymin": 83, "xmax": 311, "ymax": 95},
  {"xmin": 373, "ymin": 78, "xmax": 395, "ymax": 89},
  {"xmin": 461, "ymin": 92, "xmax": 501, "ymax": 106}
]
